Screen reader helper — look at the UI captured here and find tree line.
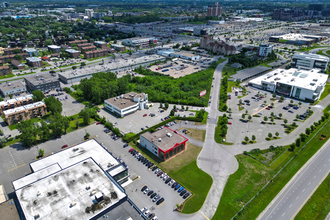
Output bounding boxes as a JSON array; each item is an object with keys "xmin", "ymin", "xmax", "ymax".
[{"xmin": 228, "ymin": 50, "xmax": 277, "ymax": 68}]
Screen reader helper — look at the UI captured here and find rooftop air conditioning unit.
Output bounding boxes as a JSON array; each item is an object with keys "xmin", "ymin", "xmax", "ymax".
[
  {"xmin": 70, "ymin": 201, "xmax": 77, "ymax": 207},
  {"xmin": 158, "ymin": 138, "xmax": 162, "ymax": 142},
  {"xmin": 166, "ymin": 133, "xmax": 172, "ymax": 137}
]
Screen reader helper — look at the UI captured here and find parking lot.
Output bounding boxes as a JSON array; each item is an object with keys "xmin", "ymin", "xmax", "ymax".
[
  {"xmin": 98, "ymin": 103, "xmax": 194, "ymax": 134},
  {"xmin": 226, "ymin": 86, "xmax": 318, "ymax": 145},
  {"xmin": 149, "ymin": 57, "xmax": 219, "ymax": 78}
]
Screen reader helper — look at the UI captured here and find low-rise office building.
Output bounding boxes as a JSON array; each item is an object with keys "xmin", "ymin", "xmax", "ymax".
[
  {"xmin": 248, "ymin": 68, "xmax": 328, "ymax": 102},
  {"xmin": 25, "ymin": 73, "xmax": 60, "ymax": 92},
  {"xmin": 258, "ymin": 44, "xmax": 273, "ymax": 57},
  {"xmin": 26, "ymin": 57, "xmax": 43, "ymax": 67},
  {"xmin": 11, "ymin": 59, "xmax": 25, "ymax": 70},
  {"xmin": 0, "ymin": 66, "xmax": 11, "ymax": 76},
  {"xmin": 4, "ymin": 101, "xmax": 47, "ymax": 125},
  {"xmin": 0, "ymin": 80, "xmax": 27, "ymax": 97},
  {"xmin": 104, "ymin": 92, "xmax": 148, "ymax": 117},
  {"xmin": 0, "ymin": 94, "xmax": 33, "ymax": 114},
  {"xmin": 47, "ymin": 45, "xmax": 61, "ymax": 53},
  {"xmin": 84, "ymin": 49, "xmax": 107, "ymax": 59},
  {"xmin": 291, "ymin": 53, "xmax": 329, "ymax": 72},
  {"xmin": 140, "ymin": 128, "xmax": 188, "ymax": 161},
  {"xmin": 65, "ymin": 49, "xmax": 80, "ymax": 58}
]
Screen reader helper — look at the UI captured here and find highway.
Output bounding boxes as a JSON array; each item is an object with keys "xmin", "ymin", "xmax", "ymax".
[{"xmin": 258, "ymin": 137, "xmax": 330, "ymax": 220}]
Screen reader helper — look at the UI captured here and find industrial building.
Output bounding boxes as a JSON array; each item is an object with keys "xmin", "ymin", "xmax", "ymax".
[
  {"xmin": 4, "ymin": 101, "xmax": 47, "ymax": 125},
  {"xmin": 140, "ymin": 128, "xmax": 188, "ymax": 161},
  {"xmin": 0, "ymin": 94, "xmax": 33, "ymax": 114},
  {"xmin": 58, "ymin": 55, "xmax": 165, "ymax": 84},
  {"xmin": 104, "ymin": 92, "xmax": 148, "ymax": 118},
  {"xmin": 24, "ymin": 73, "xmax": 61, "ymax": 92},
  {"xmin": 0, "ymin": 80, "xmax": 27, "ymax": 97},
  {"xmin": 248, "ymin": 68, "xmax": 328, "ymax": 102},
  {"xmin": 291, "ymin": 53, "xmax": 329, "ymax": 72},
  {"xmin": 258, "ymin": 44, "xmax": 273, "ymax": 57},
  {"xmin": 269, "ymin": 33, "xmax": 325, "ymax": 46}
]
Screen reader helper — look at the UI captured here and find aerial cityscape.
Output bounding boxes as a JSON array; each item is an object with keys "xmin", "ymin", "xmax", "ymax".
[{"xmin": 0, "ymin": 1, "xmax": 330, "ymax": 220}]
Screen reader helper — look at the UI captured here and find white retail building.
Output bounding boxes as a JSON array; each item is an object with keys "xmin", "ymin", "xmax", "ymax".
[
  {"xmin": 248, "ymin": 68, "xmax": 328, "ymax": 102},
  {"xmin": 291, "ymin": 53, "xmax": 329, "ymax": 72}
]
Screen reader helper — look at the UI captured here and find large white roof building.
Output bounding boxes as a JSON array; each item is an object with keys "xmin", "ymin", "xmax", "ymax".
[
  {"xmin": 248, "ymin": 68, "xmax": 328, "ymax": 102},
  {"xmin": 291, "ymin": 53, "xmax": 329, "ymax": 72}
]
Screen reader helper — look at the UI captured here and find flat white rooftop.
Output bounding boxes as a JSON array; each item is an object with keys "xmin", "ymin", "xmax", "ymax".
[
  {"xmin": 30, "ymin": 139, "xmax": 120, "ymax": 173},
  {"xmin": 3, "ymin": 101, "xmax": 45, "ymax": 116},
  {"xmin": 0, "ymin": 94, "xmax": 33, "ymax": 107},
  {"xmin": 293, "ymin": 53, "xmax": 330, "ymax": 62},
  {"xmin": 249, "ymin": 68, "xmax": 328, "ymax": 91},
  {"xmin": 16, "ymin": 158, "xmax": 126, "ymax": 220}
]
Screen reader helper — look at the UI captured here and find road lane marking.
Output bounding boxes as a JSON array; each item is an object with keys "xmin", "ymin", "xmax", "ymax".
[
  {"xmin": 309, "ymin": 182, "xmax": 311, "ymax": 185},
  {"xmin": 7, "ymin": 163, "xmax": 26, "ymax": 172},
  {"xmin": 282, "ymin": 213, "xmax": 285, "ymax": 217},
  {"xmin": 289, "ymin": 204, "xmax": 292, "ymax": 208},
  {"xmin": 314, "ymin": 176, "xmax": 316, "ymax": 178},
  {"xmin": 319, "ymin": 170, "xmax": 322, "ymax": 173},
  {"xmin": 198, "ymin": 210, "xmax": 210, "ymax": 220},
  {"xmin": 302, "ymin": 189, "xmax": 305, "ymax": 193},
  {"xmin": 296, "ymin": 196, "xmax": 299, "ymax": 200}
]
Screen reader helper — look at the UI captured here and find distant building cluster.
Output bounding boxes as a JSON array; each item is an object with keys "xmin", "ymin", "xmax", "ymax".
[
  {"xmin": 207, "ymin": 2, "xmax": 222, "ymax": 17},
  {"xmin": 272, "ymin": 7, "xmax": 322, "ymax": 21},
  {"xmin": 200, "ymin": 35, "xmax": 237, "ymax": 56}
]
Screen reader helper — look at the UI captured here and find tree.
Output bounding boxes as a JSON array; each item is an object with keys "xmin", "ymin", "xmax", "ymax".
[
  {"xmin": 272, "ymin": 93, "xmax": 276, "ymax": 98},
  {"xmin": 248, "ymin": 115, "xmax": 252, "ymax": 120},
  {"xmin": 186, "ymin": 106, "xmax": 189, "ymax": 111},
  {"xmin": 72, "ymin": 66, "xmax": 77, "ymax": 70},
  {"xmin": 14, "ymin": 54, "xmax": 23, "ymax": 60},
  {"xmin": 305, "ymin": 128, "xmax": 311, "ymax": 135},
  {"xmin": 300, "ymin": 133, "xmax": 307, "ymax": 142},
  {"xmin": 170, "ymin": 109, "xmax": 175, "ymax": 116},
  {"xmin": 289, "ymin": 143, "xmax": 296, "ymax": 152},
  {"xmin": 264, "ymin": 100, "xmax": 267, "ymax": 104},
  {"xmin": 264, "ymin": 116, "xmax": 268, "ymax": 121},
  {"xmin": 17, "ymin": 120, "xmax": 38, "ymax": 147},
  {"xmin": 38, "ymin": 149, "xmax": 45, "ymax": 157},
  {"xmin": 290, "ymin": 100, "xmax": 294, "ymax": 104},
  {"xmin": 0, "ymin": 137, "xmax": 7, "ymax": 148},
  {"xmin": 284, "ymin": 119, "xmax": 288, "ymax": 124},
  {"xmin": 32, "ymin": 90, "xmax": 45, "ymax": 102},
  {"xmin": 164, "ymin": 102, "xmax": 169, "ymax": 109},
  {"xmin": 275, "ymin": 132, "xmax": 279, "ymax": 137},
  {"xmin": 310, "ymin": 125, "xmax": 315, "ymax": 132},
  {"xmin": 79, "ymin": 108, "xmax": 93, "ymax": 125},
  {"xmin": 81, "ymin": 62, "xmax": 86, "ymax": 67},
  {"xmin": 63, "ymin": 117, "xmax": 70, "ymax": 133},
  {"xmin": 268, "ymin": 133, "xmax": 272, "ymax": 138},
  {"xmin": 296, "ymin": 114, "xmax": 300, "ymax": 119},
  {"xmin": 128, "ymin": 51, "xmax": 132, "ymax": 56},
  {"xmin": 296, "ymin": 138, "xmax": 301, "ymax": 147},
  {"xmin": 242, "ymin": 114, "xmax": 245, "ymax": 119},
  {"xmin": 85, "ymin": 132, "xmax": 90, "ymax": 139},
  {"xmin": 298, "ymin": 102, "xmax": 302, "ymax": 105},
  {"xmin": 160, "ymin": 103, "xmax": 163, "ymax": 108},
  {"xmin": 271, "ymin": 102, "xmax": 274, "ymax": 107},
  {"xmin": 271, "ymin": 112, "xmax": 274, "ymax": 117},
  {"xmin": 44, "ymin": 96, "xmax": 62, "ymax": 114},
  {"xmin": 228, "ymin": 108, "xmax": 232, "ymax": 112},
  {"xmin": 279, "ymin": 113, "xmax": 282, "ymax": 118},
  {"xmin": 239, "ymin": 99, "xmax": 242, "ymax": 105},
  {"xmin": 280, "ymin": 95, "xmax": 284, "ymax": 102},
  {"xmin": 245, "ymin": 110, "xmax": 248, "ymax": 114},
  {"xmin": 324, "ymin": 112, "xmax": 329, "ymax": 119},
  {"xmin": 271, "ymin": 118, "xmax": 274, "ymax": 122},
  {"xmin": 76, "ymin": 119, "xmax": 79, "ymax": 129},
  {"xmin": 167, "ymin": 38, "xmax": 171, "ymax": 43},
  {"xmin": 252, "ymin": 135, "xmax": 256, "ymax": 141},
  {"xmin": 44, "ymin": 39, "xmax": 53, "ymax": 47},
  {"xmin": 244, "ymin": 136, "xmax": 249, "ymax": 142},
  {"xmin": 173, "ymin": 105, "xmax": 176, "ymax": 110}
]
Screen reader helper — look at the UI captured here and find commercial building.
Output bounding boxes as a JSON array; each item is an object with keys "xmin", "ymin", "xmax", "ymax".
[
  {"xmin": 23, "ymin": 48, "xmax": 38, "ymax": 56},
  {"xmin": 111, "ymin": 44, "xmax": 126, "ymax": 52},
  {"xmin": 4, "ymin": 47, "xmax": 22, "ymax": 55},
  {"xmin": 65, "ymin": 49, "xmax": 80, "ymax": 58},
  {"xmin": 291, "ymin": 53, "xmax": 329, "ymax": 72},
  {"xmin": 122, "ymin": 37, "xmax": 156, "ymax": 48},
  {"xmin": 11, "ymin": 59, "xmax": 25, "ymax": 70},
  {"xmin": 58, "ymin": 54, "xmax": 165, "ymax": 84},
  {"xmin": 4, "ymin": 101, "xmax": 47, "ymax": 125},
  {"xmin": 208, "ymin": 2, "xmax": 222, "ymax": 17},
  {"xmin": 26, "ymin": 57, "xmax": 43, "ymax": 67},
  {"xmin": 0, "ymin": 66, "xmax": 11, "ymax": 76},
  {"xmin": 0, "ymin": 199, "xmax": 21, "ymax": 220},
  {"xmin": 0, "ymin": 94, "xmax": 33, "ymax": 114},
  {"xmin": 269, "ymin": 33, "xmax": 324, "ymax": 46},
  {"xmin": 84, "ymin": 49, "xmax": 108, "ymax": 59},
  {"xmin": 24, "ymin": 73, "xmax": 60, "ymax": 92},
  {"xmin": 0, "ymin": 80, "xmax": 27, "ymax": 97},
  {"xmin": 258, "ymin": 44, "xmax": 273, "ymax": 57},
  {"xmin": 193, "ymin": 27, "xmax": 214, "ymax": 36},
  {"xmin": 104, "ymin": 92, "xmax": 148, "ymax": 118},
  {"xmin": 94, "ymin": 40, "xmax": 107, "ymax": 49},
  {"xmin": 248, "ymin": 68, "xmax": 328, "ymax": 102},
  {"xmin": 85, "ymin": 9, "xmax": 94, "ymax": 19},
  {"xmin": 140, "ymin": 128, "xmax": 188, "ymax": 161},
  {"xmin": 47, "ymin": 45, "xmax": 61, "ymax": 53},
  {"xmin": 231, "ymin": 65, "xmax": 271, "ymax": 82},
  {"xmin": 170, "ymin": 52, "xmax": 200, "ymax": 61},
  {"xmin": 13, "ymin": 144, "xmax": 129, "ymax": 220}
]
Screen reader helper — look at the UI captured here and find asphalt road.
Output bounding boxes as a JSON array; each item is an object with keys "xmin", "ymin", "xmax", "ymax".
[{"xmin": 258, "ymin": 137, "xmax": 330, "ymax": 220}]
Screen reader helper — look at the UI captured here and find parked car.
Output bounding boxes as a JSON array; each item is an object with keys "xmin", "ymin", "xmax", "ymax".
[
  {"xmin": 180, "ymin": 189, "xmax": 187, "ymax": 196},
  {"xmin": 96, "ymin": 122, "xmax": 101, "ymax": 125},
  {"xmin": 228, "ymin": 122, "xmax": 232, "ymax": 125},
  {"xmin": 283, "ymin": 106, "xmax": 290, "ymax": 110},
  {"xmin": 174, "ymin": 184, "xmax": 181, "ymax": 190},
  {"xmin": 165, "ymin": 178, "xmax": 172, "ymax": 184},
  {"xmin": 172, "ymin": 182, "xmax": 178, "ymax": 188},
  {"xmin": 178, "ymin": 186, "xmax": 185, "ymax": 192},
  {"xmin": 288, "ymin": 110, "xmax": 294, "ymax": 113},
  {"xmin": 143, "ymin": 188, "xmax": 149, "ymax": 194},
  {"xmin": 183, "ymin": 192, "xmax": 190, "ymax": 199},
  {"xmin": 123, "ymin": 143, "xmax": 129, "ymax": 148},
  {"xmin": 156, "ymin": 198, "xmax": 164, "ymax": 205},
  {"xmin": 150, "ymin": 192, "xmax": 157, "ymax": 198},
  {"xmin": 141, "ymin": 186, "xmax": 147, "ymax": 192},
  {"xmin": 143, "ymin": 114, "xmax": 147, "ymax": 117},
  {"xmin": 62, "ymin": 144, "xmax": 68, "ymax": 149},
  {"xmin": 147, "ymin": 190, "xmax": 154, "ymax": 196},
  {"xmin": 152, "ymin": 166, "xmax": 158, "ymax": 171},
  {"xmin": 293, "ymin": 106, "xmax": 299, "ymax": 110},
  {"xmin": 152, "ymin": 194, "xmax": 160, "ymax": 202}
]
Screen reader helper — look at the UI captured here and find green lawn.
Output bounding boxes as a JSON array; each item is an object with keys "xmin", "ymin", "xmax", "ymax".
[
  {"xmin": 223, "ymin": 65, "xmax": 237, "ymax": 76},
  {"xmin": 0, "ymin": 74, "xmax": 15, "ymax": 80},
  {"xmin": 320, "ymin": 83, "xmax": 330, "ymax": 100},
  {"xmin": 86, "ymin": 56, "xmax": 109, "ymax": 61},
  {"xmin": 326, "ymin": 50, "xmax": 330, "ymax": 56},
  {"xmin": 295, "ymin": 173, "xmax": 330, "ymax": 220},
  {"xmin": 169, "ymin": 161, "xmax": 213, "ymax": 213},
  {"xmin": 260, "ymin": 63, "xmax": 271, "ymax": 68},
  {"xmin": 212, "ymin": 117, "xmax": 330, "ymax": 220}
]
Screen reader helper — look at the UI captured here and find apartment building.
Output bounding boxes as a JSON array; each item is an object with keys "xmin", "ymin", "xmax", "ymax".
[
  {"xmin": 4, "ymin": 47, "xmax": 22, "ymax": 55},
  {"xmin": 4, "ymin": 101, "xmax": 47, "ymax": 125},
  {"xmin": 65, "ymin": 49, "xmax": 80, "ymax": 58},
  {"xmin": 77, "ymin": 43, "xmax": 92, "ymax": 49},
  {"xmin": 0, "ymin": 66, "xmax": 11, "ymax": 76},
  {"xmin": 68, "ymin": 40, "xmax": 88, "ymax": 46},
  {"xmin": 26, "ymin": 57, "xmax": 43, "ymax": 68},
  {"xmin": 47, "ymin": 45, "xmax": 61, "ymax": 53},
  {"xmin": 258, "ymin": 44, "xmax": 273, "ymax": 57},
  {"xmin": 81, "ymin": 46, "xmax": 97, "ymax": 53},
  {"xmin": 208, "ymin": 2, "xmax": 222, "ymax": 17},
  {"xmin": 94, "ymin": 41, "xmax": 107, "ymax": 49},
  {"xmin": 0, "ymin": 94, "xmax": 33, "ymax": 114},
  {"xmin": 84, "ymin": 49, "xmax": 108, "ymax": 59},
  {"xmin": 11, "ymin": 59, "xmax": 25, "ymax": 70},
  {"xmin": 0, "ymin": 53, "xmax": 29, "ymax": 64}
]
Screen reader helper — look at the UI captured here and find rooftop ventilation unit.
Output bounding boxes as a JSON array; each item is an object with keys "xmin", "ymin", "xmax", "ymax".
[
  {"xmin": 166, "ymin": 133, "xmax": 172, "ymax": 137},
  {"xmin": 95, "ymin": 192, "xmax": 104, "ymax": 203},
  {"xmin": 313, "ymin": 79, "xmax": 318, "ymax": 82},
  {"xmin": 70, "ymin": 201, "xmax": 77, "ymax": 207},
  {"xmin": 158, "ymin": 138, "xmax": 162, "ymax": 142},
  {"xmin": 310, "ymin": 83, "xmax": 315, "ymax": 86}
]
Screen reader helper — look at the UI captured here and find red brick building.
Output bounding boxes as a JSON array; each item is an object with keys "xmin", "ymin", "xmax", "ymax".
[
  {"xmin": 0, "ymin": 53, "xmax": 29, "ymax": 64},
  {"xmin": 65, "ymin": 49, "xmax": 80, "ymax": 58},
  {"xmin": 0, "ymin": 66, "xmax": 11, "ymax": 76},
  {"xmin": 84, "ymin": 49, "xmax": 108, "ymax": 59},
  {"xmin": 81, "ymin": 46, "xmax": 97, "ymax": 53},
  {"xmin": 68, "ymin": 40, "xmax": 88, "ymax": 46},
  {"xmin": 77, "ymin": 43, "xmax": 92, "ymax": 50},
  {"xmin": 11, "ymin": 60, "xmax": 25, "ymax": 70},
  {"xmin": 4, "ymin": 47, "xmax": 22, "ymax": 55}
]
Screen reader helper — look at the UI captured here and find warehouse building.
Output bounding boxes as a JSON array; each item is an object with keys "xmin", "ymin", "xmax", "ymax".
[
  {"xmin": 291, "ymin": 53, "xmax": 329, "ymax": 72},
  {"xmin": 248, "ymin": 68, "xmax": 328, "ymax": 102},
  {"xmin": 104, "ymin": 92, "xmax": 148, "ymax": 118},
  {"xmin": 4, "ymin": 101, "xmax": 47, "ymax": 125},
  {"xmin": 25, "ymin": 73, "xmax": 60, "ymax": 92},
  {"xmin": 0, "ymin": 80, "xmax": 27, "ymax": 97},
  {"xmin": 269, "ymin": 33, "xmax": 324, "ymax": 46},
  {"xmin": 140, "ymin": 128, "xmax": 188, "ymax": 161}
]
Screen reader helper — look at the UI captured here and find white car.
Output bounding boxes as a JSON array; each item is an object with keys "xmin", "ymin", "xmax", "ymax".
[
  {"xmin": 144, "ymin": 210, "xmax": 150, "ymax": 216},
  {"xmin": 143, "ymin": 188, "xmax": 149, "ymax": 194},
  {"xmin": 140, "ymin": 207, "xmax": 147, "ymax": 213},
  {"xmin": 152, "ymin": 216, "xmax": 158, "ymax": 220}
]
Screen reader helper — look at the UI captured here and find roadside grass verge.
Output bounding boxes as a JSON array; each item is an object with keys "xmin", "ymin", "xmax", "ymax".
[
  {"xmin": 194, "ymin": 112, "xmax": 208, "ymax": 125},
  {"xmin": 320, "ymin": 83, "xmax": 330, "ymax": 100},
  {"xmin": 129, "ymin": 141, "xmax": 211, "ymax": 213},
  {"xmin": 180, "ymin": 128, "xmax": 206, "ymax": 142},
  {"xmin": 295, "ymin": 173, "xmax": 330, "ymax": 220},
  {"xmin": 212, "ymin": 117, "xmax": 330, "ymax": 220},
  {"xmin": 223, "ymin": 65, "xmax": 237, "ymax": 77},
  {"xmin": 0, "ymin": 74, "xmax": 15, "ymax": 80}
]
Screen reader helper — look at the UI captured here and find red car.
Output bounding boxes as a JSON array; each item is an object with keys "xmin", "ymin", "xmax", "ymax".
[
  {"xmin": 266, "ymin": 107, "xmax": 271, "ymax": 110},
  {"xmin": 129, "ymin": 148, "xmax": 134, "ymax": 153},
  {"xmin": 62, "ymin": 144, "xmax": 68, "ymax": 149},
  {"xmin": 259, "ymin": 96, "xmax": 264, "ymax": 98},
  {"xmin": 143, "ymin": 114, "xmax": 147, "ymax": 117},
  {"xmin": 228, "ymin": 122, "xmax": 232, "ymax": 125},
  {"xmin": 96, "ymin": 122, "xmax": 101, "ymax": 125}
]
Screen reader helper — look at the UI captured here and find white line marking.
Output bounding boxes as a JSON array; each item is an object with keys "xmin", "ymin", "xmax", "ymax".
[
  {"xmin": 296, "ymin": 196, "xmax": 299, "ymax": 200},
  {"xmin": 319, "ymin": 170, "xmax": 322, "ymax": 173},
  {"xmin": 309, "ymin": 182, "xmax": 311, "ymax": 185},
  {"xmin": 314, "ymin": 176, "xmax": 317, "ymax": 178},
  {"xmin": 302, "ymin": 189, "xmax": 305, "ymax": 193},
  {"xmin": 282, "ymin": 213, "xmax": 285, "ymax": 217},
  {"xmin": 289, "ymin": 204, "xmax": 292, "ymax": 208}
]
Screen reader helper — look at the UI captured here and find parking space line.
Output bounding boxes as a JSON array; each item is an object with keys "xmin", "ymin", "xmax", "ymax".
[
  {"xmin": 252, "ymin": 100, "xmax": 278, "ymax": 116},
  {"xmin": 157, "ymin": 201, "xmax": 166, "ymax": 208},
  {"xmin": 7, "ymin": 163, "xmax": 26, "ymax": 172}
]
